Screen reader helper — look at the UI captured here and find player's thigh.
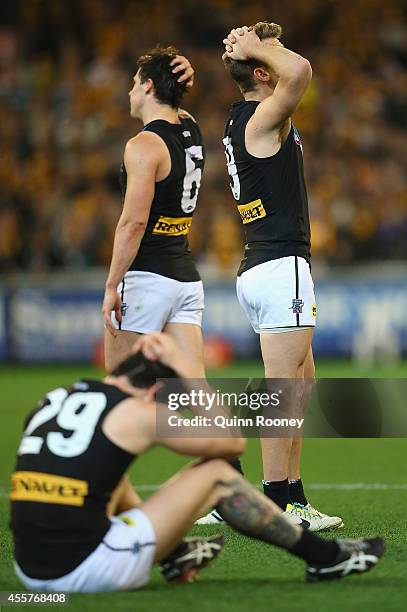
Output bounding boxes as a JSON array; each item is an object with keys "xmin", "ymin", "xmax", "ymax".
[
  {"xmin": 260, "ymin": 328, "xmax": 314, "ymax": 378},
  {"xmin": 164, "ymin": 322, "xmax": 205, "ymax": 377},
  {"xmin": 140, "ymin": 460, "xmax": 233, "ymax": 561},
  {"xmin": 104, "ymin": 329, "xmax": 141, "ymax": 373}
]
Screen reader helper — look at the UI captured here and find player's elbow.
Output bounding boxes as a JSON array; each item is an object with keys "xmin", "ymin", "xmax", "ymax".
[
  {"xmin": 292, "ymin": 58, "xmax": 312, "ymax": 85},
  {"xmin": 117, "ymin": 218, "xmax": 147, "ymax": 234}
]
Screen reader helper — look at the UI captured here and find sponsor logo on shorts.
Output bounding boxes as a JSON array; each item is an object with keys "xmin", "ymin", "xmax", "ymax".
[
  {"xmin": 237, "ymin": 199, "xmax": 266, "ymax": 224},
  {"xmin": 121, "ymin": 302, "xmax": 128, "ymax": 317},
  {"xmin": 290, "ymin": 298, "xmax": 304, "ymax": 314},
  {"xmin": 120, "ymin": 514, "xmax": 137, "ymax": 526},
  {"xmin": 11, "ymin": 471, "xmax": 88, "ymax": 507},
  {"xmin": 153, "ymin": 216, "xmax": 192, "ymax": 236},
  {"xmin": 312, "ymin": 304, "xmax": 317, "ymax": 317}
]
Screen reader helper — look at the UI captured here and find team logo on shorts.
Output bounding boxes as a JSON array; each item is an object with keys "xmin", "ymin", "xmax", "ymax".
[
  {"xmin": 312, "ymin": 304, "xmax": 317, "ymax": 317},
  {"xmin": 290, "ymin": 298, "xmax": 304, "ymax": 314},
  {"xmin": 121, "ymin": 302, "xmax": 128, "ymax": 317}
]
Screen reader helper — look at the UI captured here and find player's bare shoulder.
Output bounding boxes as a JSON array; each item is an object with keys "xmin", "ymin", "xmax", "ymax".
[
  {"xmin": 102, "ymin": 395, "xmax": 157, "ymax": 455},
  {"xmin": 125, "ymin": 130, "xmax": 169, "ymax": 166}
]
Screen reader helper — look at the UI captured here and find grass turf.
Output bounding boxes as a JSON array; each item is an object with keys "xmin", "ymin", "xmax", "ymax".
[{"xmin": 1, "ymin": 360, "xmax": 407, "ymax": 611}]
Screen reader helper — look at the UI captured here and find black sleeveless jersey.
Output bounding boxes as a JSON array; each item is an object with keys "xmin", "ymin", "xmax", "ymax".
[
  {"xmin": 10, "ymin": 379, "xmax": 135, "ymax": 579},
  {"xmin": 120, "ymin": 117, "xmax": 205, "ymax": 282},
  {"xmin": 223, "ymin": 101, "xmax": 311, "ymax": 276}
]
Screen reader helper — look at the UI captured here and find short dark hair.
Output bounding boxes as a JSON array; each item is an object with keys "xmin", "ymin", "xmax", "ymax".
[
  {"xmin": 112, "ymin": 352, "xmax": 178, "ymax": 388},
  {"xmin": 136, "ymin": 45, "xmax": 187, "ymax": 108},
  {"xmin": 223, "ymin": 22, "xmax": 283, "ymax": 93}
]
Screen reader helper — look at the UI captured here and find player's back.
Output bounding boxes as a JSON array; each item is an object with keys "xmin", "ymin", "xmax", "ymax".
[
  {"xmin": 10, "ymin": 380, "xmax": 134, "ymax": 579},
  {"xmin": 121, "ymin": 117, "xmax": 205, "ymax": 281},
  {"xmin": 223, "ymin": 101, "xmax": 311, "ymax": 275}
]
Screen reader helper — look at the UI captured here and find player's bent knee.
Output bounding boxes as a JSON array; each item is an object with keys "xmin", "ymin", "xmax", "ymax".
[
  {"xmin": 192, "ymin": 458, "xmax": 235, "ymax": 483},
  {"xmin": 208, "ymin": 458, "xmax": 242, "ymax": 482}
]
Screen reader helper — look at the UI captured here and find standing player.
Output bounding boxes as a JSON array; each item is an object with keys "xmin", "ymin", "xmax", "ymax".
[
  {"xmin": 102, "ymin": 47, "xmax": 206, "ymax": 377},
  {"xmin": 11, "ymin": 333, "xmax": 384, "ymax": 592},
  {"xmin": 209, "ymin": 23, "xmax": 342, "ymax": 529}
]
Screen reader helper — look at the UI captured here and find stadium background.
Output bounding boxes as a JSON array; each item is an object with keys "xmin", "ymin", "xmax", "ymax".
[{"xmin": 1, "ymin": 1, "xmax": 407, "ymax": 610}]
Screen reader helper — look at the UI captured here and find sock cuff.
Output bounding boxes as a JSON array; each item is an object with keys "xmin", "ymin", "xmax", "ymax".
[{"xmin": 262, "ymin": 478, "xmax": 288, "ymax": 486}]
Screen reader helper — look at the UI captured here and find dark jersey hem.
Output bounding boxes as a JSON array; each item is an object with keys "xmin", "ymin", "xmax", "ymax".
[
  {"xmin": 128, "ymin": 262, "xmax": 201, "ymax": 282},
  {"xmin": 14, "ymin": 524, "xmax": 110, "ymax": 581},
  {"xmin": 237, "ymin": 248, "xmax": 311, "ymax": 276}
]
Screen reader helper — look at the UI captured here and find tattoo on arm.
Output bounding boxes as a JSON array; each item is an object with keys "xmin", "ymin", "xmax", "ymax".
[{"xmin": 215, "ymin": 478, "xmax": 301, "ymax": 550}]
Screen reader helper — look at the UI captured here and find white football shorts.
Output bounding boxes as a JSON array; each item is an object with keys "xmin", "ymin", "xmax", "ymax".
[
  {"xmin": 236, "ymin": 256, "xmax": 316, "ymax": 333},
  {"xmin": 112, "ymin": 270, "xmax": 204, "ymax": 333},
  {"xmin": 14, "ymin": 508, "xmax": 156, "ymax": 593}
]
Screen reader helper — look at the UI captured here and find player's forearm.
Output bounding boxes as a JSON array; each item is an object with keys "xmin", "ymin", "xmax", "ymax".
[
  {"xmin": 105, "ymin": 221, "xmax": 146, "ymax": 289},
  {"xmin": 252, "ymin": 42, "xmax": 311, "ymax": 84}
]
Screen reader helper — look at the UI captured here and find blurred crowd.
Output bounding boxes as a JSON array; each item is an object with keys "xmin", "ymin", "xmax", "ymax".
[{"xmin": 1, "ymin": 0, "xmax": 406, "ymax": 273}]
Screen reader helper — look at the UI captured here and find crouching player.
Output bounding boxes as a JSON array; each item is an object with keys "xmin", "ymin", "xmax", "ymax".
[{"xmin": 11, "ymin": 333, "xmax": 385, "ymax": 592}]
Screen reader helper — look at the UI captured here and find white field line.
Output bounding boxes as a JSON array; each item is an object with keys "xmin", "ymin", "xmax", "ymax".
[{"xmin": 2, "ymin": 482, "xmax": 407, "ymax": 499}]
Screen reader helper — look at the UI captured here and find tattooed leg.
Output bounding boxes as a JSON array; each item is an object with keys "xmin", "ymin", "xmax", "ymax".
[
  {"xmin": 141, "ymin": 458, "xmax": 338, "ymax": 567},
  {"xmin": 214, "ymin": 475, "xmax": 340, "ymax": 565},
  {"xmin": 215, "ymin": 477, "xmax": 301, "ymax": 549}
]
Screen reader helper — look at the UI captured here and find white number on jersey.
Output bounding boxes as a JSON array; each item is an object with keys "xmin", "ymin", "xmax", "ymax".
[
  {"xmin": 181, "ymin": 145, "xmax": 204, "ymax": 213},
  {"xmin": 223, "ymin": 134, "xmax": 241, "ymax": 201},
  {"xmin": 18, "ymin": 388, "xmax": 107, "ymax": 458}
]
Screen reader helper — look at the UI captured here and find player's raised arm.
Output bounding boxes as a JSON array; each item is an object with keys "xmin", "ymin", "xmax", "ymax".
[
  {"xmin": 102, "ymin": 131, "xmax": 166, "ymax": 336},
  {"xmin": 223, "ymin": 25, "xmax": 312, "ymax": 131}
]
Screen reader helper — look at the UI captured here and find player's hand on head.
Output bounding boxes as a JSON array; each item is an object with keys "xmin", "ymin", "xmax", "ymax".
[
  {"xmin": 135, "ymin": 334, "xmax": 162, "ymax": 361},
  {"xmin": 137, "ymin": 332, "xmax": 178, "ymax": 364},
  {"xmin": 170, "ymin": 55, "xmax": 194, "ymax": 88},
  {"xmin": 136, "ymin": 332, "xmax": 189, "ymax": 372},
  {"xmin": 223, "ymin": 25, "xmax": 260, "ymax": 61},
  {"xmin": 102, "ymin": 288, "xmax": 122, "ymax": 337}
]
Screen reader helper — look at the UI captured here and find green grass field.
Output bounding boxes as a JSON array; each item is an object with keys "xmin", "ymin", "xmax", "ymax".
[{"xmin": 1, "ymin": 360, "xmax": 407, "ymax": 611}]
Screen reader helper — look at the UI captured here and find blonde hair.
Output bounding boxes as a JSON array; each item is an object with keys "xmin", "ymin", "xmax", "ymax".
[
  {"xmin": 223, "ymin": 22, "xmax": 283, "ymax": 93},
  {"xmin": 253, "ymin": 21, "xmax": 283, "ymax": 40}
]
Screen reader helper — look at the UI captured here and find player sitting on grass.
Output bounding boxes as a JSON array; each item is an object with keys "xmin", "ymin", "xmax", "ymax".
[{"xmin": 11, "ymin": 333, "xmax": 385, "ymax": 592}]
